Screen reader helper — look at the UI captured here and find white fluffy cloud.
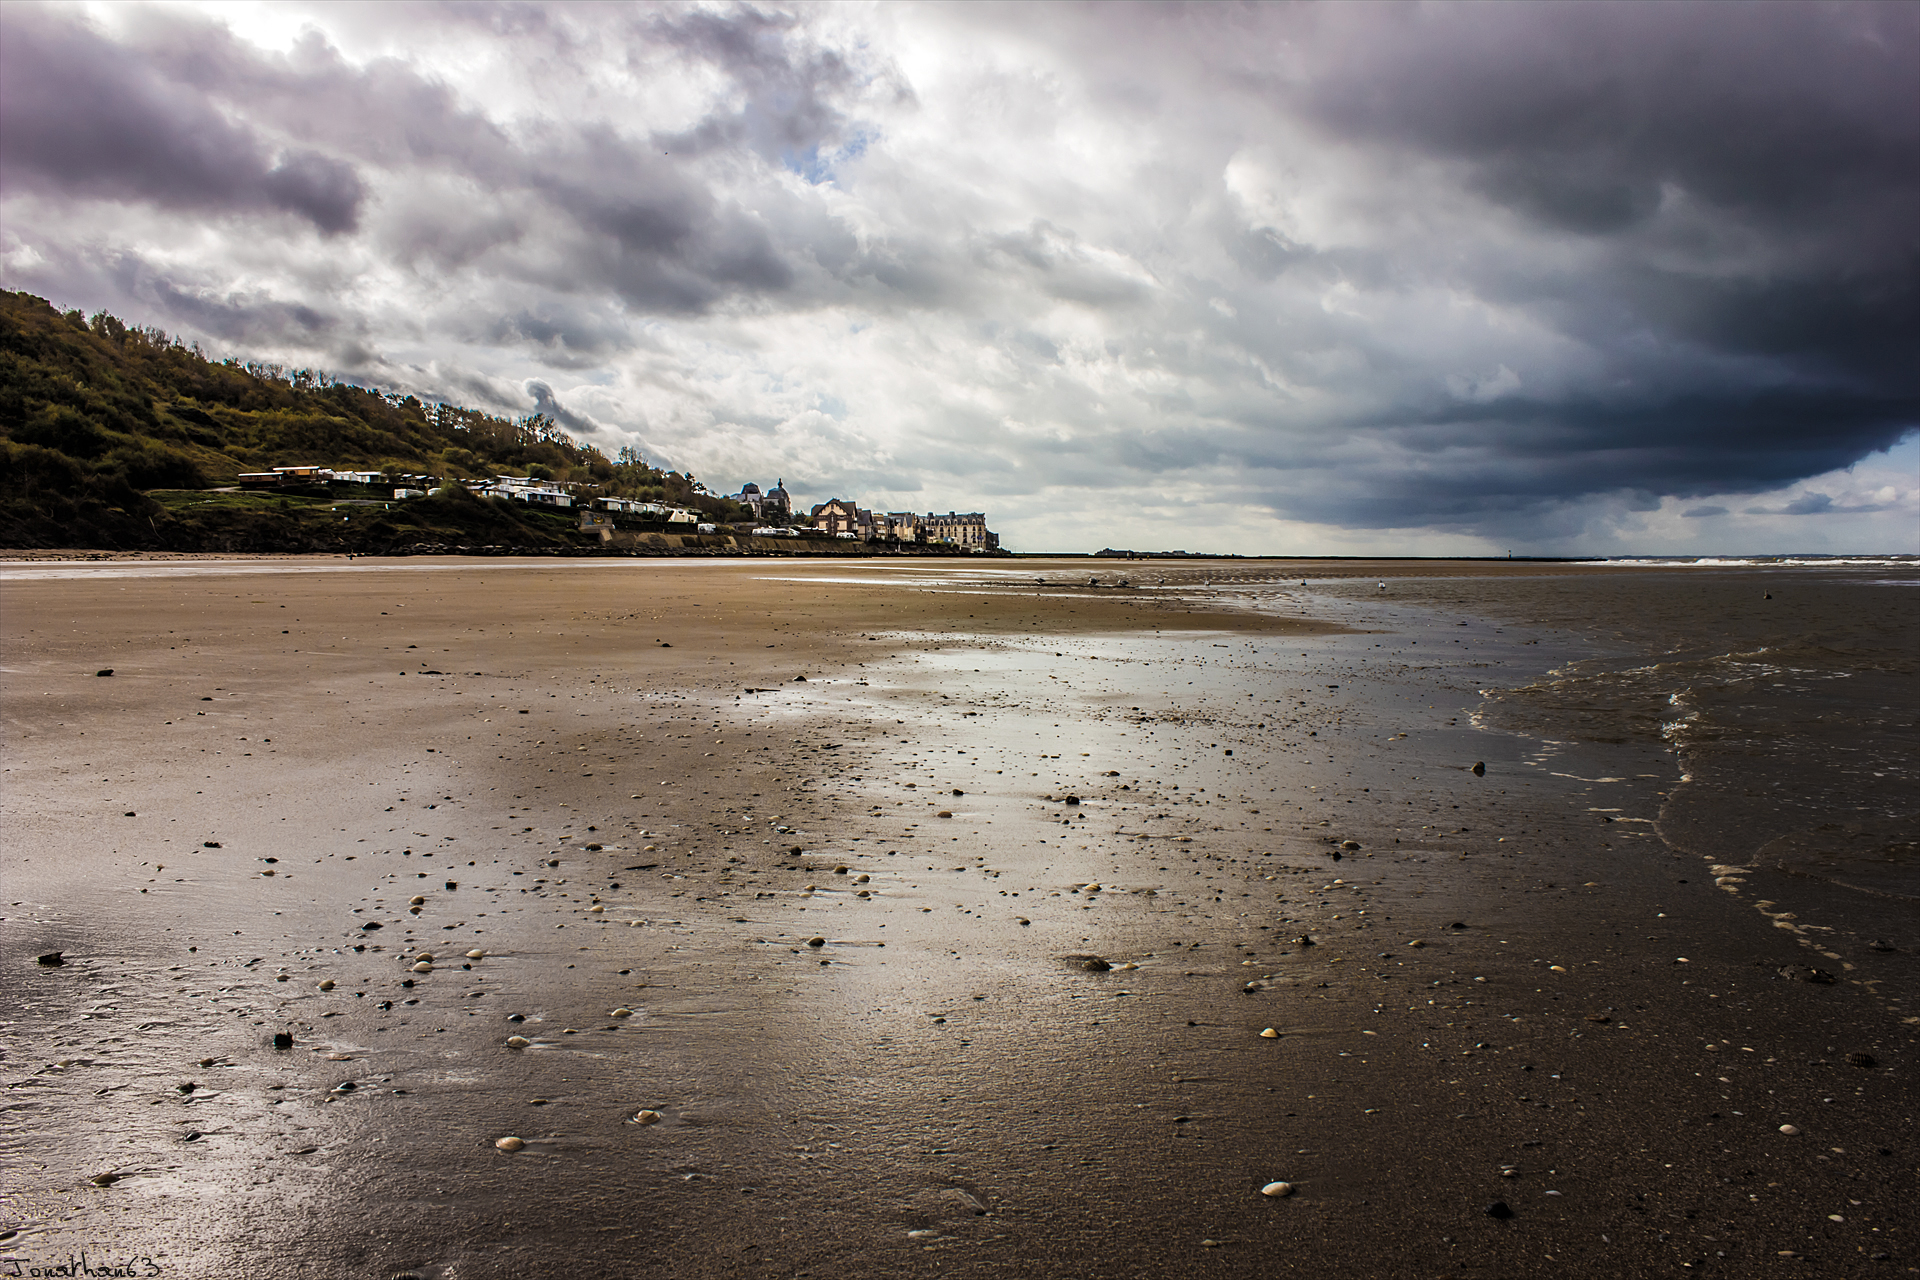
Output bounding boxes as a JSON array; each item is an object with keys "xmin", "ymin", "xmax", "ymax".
[{"xmin": 2, "ymin": 0, "xmax": 1914, "ymax": 553}]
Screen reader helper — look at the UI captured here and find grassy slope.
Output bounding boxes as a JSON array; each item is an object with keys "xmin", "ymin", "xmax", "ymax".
[{"xmin": 0, "ymin": 291, "xmax": 729, "ymax": 552}]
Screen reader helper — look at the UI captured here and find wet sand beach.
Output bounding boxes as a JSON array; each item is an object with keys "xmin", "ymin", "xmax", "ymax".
[{"xmin": 2, "ymin": 557, "xmax": 1913, "ymax": 1279}]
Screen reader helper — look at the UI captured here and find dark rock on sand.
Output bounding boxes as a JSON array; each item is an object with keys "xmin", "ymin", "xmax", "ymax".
[
  {"xmin": 95, "ymin": 669, "xmax": 113, "ymax": 677},
  {"xmin": 1485, "ymin": 1201, "xmax": 1515, "ymax": 1220},
  {"xmin": 273, "ymin": 1032, "xmax": 294, "ymax": 1050},
  {"xmin": 1471, "ymin": 761, "xmax": 1486, "ymax": 776},
  {"xmin": 36, "ymin": 951, "xmax": 65, "ymax": 966},
  {"xmin": 1848, "ymin": 1052, "xmax": 1877, "ymax": 1068},
  {"xmin": 1780, "ymin": 965, "xmax": 1837, "ymax": 984}
]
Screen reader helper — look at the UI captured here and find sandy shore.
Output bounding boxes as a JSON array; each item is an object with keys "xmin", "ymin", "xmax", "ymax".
[{"xmin": 2, "ymin": 558, "xmax": 1911, "ymax": 1278}]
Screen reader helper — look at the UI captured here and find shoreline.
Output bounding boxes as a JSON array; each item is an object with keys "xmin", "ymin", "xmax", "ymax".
[{"xmin": 2, "ymin": 559, "xmax": 1911, "ymax": 1277}]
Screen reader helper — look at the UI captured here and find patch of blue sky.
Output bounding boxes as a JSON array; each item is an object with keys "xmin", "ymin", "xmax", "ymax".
[{"xmin": 781, "ymin": 131, "xmax": 872, "ymax": 185}]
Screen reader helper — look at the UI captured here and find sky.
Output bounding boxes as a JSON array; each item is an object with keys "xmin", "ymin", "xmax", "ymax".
[{"xmin": 2, "ymin": 1, "xmax": 1915, "ymax": 555}]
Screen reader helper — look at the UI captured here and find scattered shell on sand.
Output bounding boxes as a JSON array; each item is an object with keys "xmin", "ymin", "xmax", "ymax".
[
  {"xmin": 506, "ymin": 1036, "xmax": 531, "ymax": 1049},
  {"xmin": 856, "ymin": 889, "xmax": 871, "ymax": 898},
  {"xmin": 412, "ymin": 962, "xmax": 433, "ymax": 973},
  {"xmin": 1260, "ymin": 1028, "xmax": 1279, "ymax": 1038},
  {"xmin": 415, "ymin": 953, "xmax": 433, "ymax": 963},
  {"xmin": 410, "ymin": 896, "xmax": 426, "ymax": 906},
  {"xmin": 495, "ymin": 1136, "xmax": 525, "ymax": 1151},
  {"xmin": 611, "ymin": 1008, "xmax": 634, "ymax": 1017},
  {"xmin": 466, "ymin": 949, "xmax": 486, "ymax": 959},
  {"xmin": 1779, "ymin": 1124, "xmax": 1801, "ymax": 1136},
  {"xmin": 634, "ymin": 1109, "xmax": 662, "ymax": 1125},
  {"xmin": 317, "ymin": 979, "xmax": 335, "ymax": 991},
  {"xmin": 1408, "ymin": 939, "xmax": 1426, "ymax": 948},
  {"xmin": 854, "ymin": 873, "xmax": 870, "ymax": 883},
  {"xmin": 590, "ymin": 904, "xmax": 605, "ymax": 913},
  {"xmin": 1261, "ymin": 1181, "xmax": 1295, "ymax": 1197}
]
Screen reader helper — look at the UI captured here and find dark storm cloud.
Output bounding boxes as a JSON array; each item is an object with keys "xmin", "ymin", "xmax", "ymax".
[
  {"xmin": 1278, "ymin": 1, "xmax": 1920, "ymax": 442},
  {"xmin": 0, "ymin": 6, "xmax": 363, "ymax": 232}
]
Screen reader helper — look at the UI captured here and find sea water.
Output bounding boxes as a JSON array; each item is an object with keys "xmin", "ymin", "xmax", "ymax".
[{"xmin": 1295, "ymin": 559, "xmax": 1918, "ymax": 947}]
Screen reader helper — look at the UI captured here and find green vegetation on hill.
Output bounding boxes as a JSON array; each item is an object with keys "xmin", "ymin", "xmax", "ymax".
[{"xmin": 0, "ymin": 290, "xmax": 740, "ymax": 550}]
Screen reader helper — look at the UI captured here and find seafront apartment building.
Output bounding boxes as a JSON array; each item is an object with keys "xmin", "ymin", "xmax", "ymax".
[{"xmin": 923, "ymin": 511, "xmax": 996, "ymax": 548}]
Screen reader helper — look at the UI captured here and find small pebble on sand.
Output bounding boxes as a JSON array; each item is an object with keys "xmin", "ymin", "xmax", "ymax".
[
  {"xmin": 634, "ymin": 1109, "xmax": 662, "ymax": 1125},
  {"xmin": 318, "ymin": 979, "xmax": 335, "ymax": 991},
  {"xmin": 611, "ymin": 1007, "xmax": 633, "ymax": 1017},
  {"xmin": 807, "ymin": 937, "xmax": 826, "ymax": 947},
  {"xmin": 467, "ymin": 949, "xmax": 486, "ymax": 959},
  {"xmin": 412, "ymin": 961, "xmax": 433, "ymax": 973},
  {"xmin": 1261, "ymin": 1181, "xmax": 1294, "ymax": 1197},
  {"xmin": 1260, "ymin": 1028, "xmax": 1279, "ymax": 1038},
  {"xmin": 410, "ymin": 896, "xmax": 425, "ymax": 906},
  {"xmin": 506, "ymin": 1036, "xmax": 531, "ymax": 1048},
  {"xmin": 495, "ymin": 1136, "xmax": 525, "ymax": 1151},
  {"xmin": 1779, "ymin": 1124, "xmax": 1801, "ymax": 1135}
]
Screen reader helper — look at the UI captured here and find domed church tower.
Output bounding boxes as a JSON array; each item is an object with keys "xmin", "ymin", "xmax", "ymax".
[{"xmin": 764, "ymin": 479, "xmax": 792, "ymax": 522}]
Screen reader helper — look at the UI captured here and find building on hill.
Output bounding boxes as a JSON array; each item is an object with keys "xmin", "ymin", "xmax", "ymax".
[
  {"xmin": 729, "ymin": 480, "xmax": 792, "ymax": 522},
  {"xmin": 486, "ymin": 475, "xmax": 574, "ymax": 508},
  {"xmin": 729, "ymin": 482, "xmax": 763, "ymax": 516},
  {"xmin": 762, "ymin": 480, "xmax": 792, "ymax": 522}
]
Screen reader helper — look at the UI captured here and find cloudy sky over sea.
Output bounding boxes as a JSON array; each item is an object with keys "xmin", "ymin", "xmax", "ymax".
[{"xmin": 2, "ymin": 2, "xmax": 1914, "ymax": 554}]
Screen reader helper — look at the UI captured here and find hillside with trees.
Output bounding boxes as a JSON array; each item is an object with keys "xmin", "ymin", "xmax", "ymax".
[{"xmin": 0, "ymin": 290, "xmax": 739, "ymax": 551}]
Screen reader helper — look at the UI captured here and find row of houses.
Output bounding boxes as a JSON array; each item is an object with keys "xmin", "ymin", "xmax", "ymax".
[
  {"xmin": 236, "ymin": 465, "xmax": 435, "ymax": 491},
  {"xmin": 810, "ymin": 498, "xmax": 998, "ymax": 549},
  {"xmin": 235, "ymin": 466, "xmax": 996, "ymax": 549}
]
